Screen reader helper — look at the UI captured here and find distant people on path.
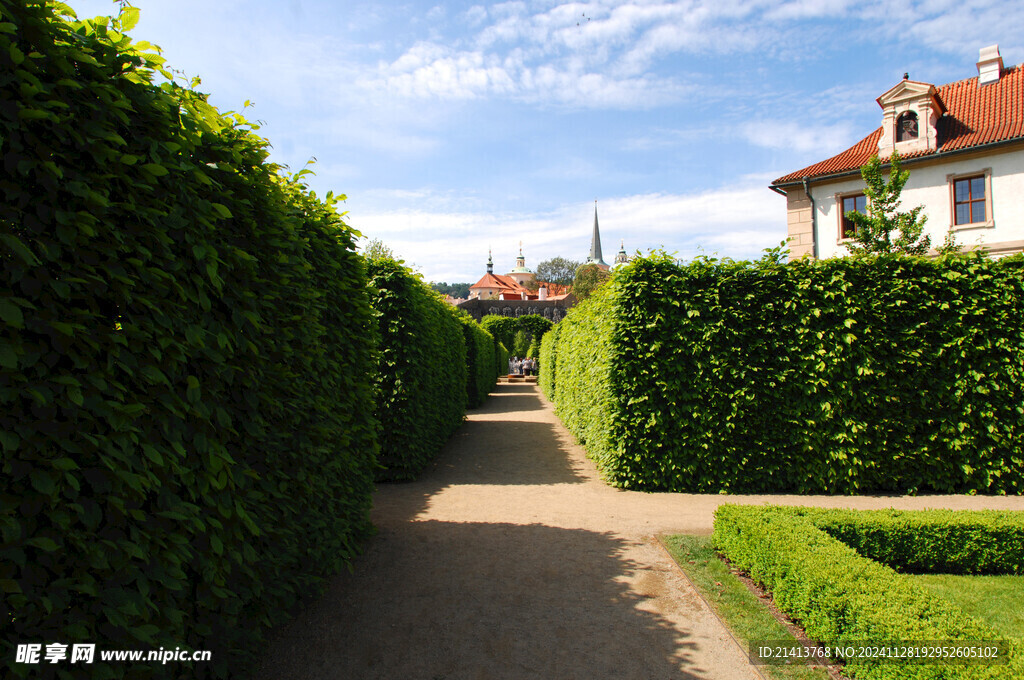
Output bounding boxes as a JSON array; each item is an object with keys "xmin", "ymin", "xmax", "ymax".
[{"xmin": 508, "ymin": 357, "xmax": 537, "ymax": 376}]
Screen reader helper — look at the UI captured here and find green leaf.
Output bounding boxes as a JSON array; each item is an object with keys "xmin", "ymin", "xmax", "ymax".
[
  {"xmin": 120, "ymin": 6, "xmax": 140, "ymax": 30},
  {"xmin": 0, "ymin": 343, "xmax": 16, "ymax": 369},
  {"xmin": 27, "ymin": 537, "xmax": 60, "ymax": 552},
  {"xmin": 1, "ymin": 234, "xmax": 40, "ymax": 265},
  {"xmin": 30, "ymin": 469, "xmax": 55, "ymax": 496},
  {"xmin": 0, "ymin": 299, "xmax": 24, "ymax": 328},
  {"xmin": 211, "ymin": 203, "xmax": 232, "ymax": 219},
  {"xmin": 142, "ymin": 163, "xmax": 169, "ymax": 177}
]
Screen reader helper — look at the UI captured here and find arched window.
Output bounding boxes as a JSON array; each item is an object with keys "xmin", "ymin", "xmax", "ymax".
[{"xmin": 896, "ymin": 111, "xmax": 919, "ymax": 141}]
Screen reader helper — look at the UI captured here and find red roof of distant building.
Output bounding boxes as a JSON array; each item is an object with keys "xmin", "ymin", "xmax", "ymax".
[
  {"xmin": 470, "ymin": 272, "xmax": 530, "ymax": 296},
  {"xmin": 772, "ymin": 64, "xmax": 1024, "ymax": 186}
]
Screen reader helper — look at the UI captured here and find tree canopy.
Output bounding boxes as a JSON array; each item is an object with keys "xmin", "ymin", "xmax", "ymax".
[
  {"xmin": 844, "ymin": 152, "xmax": 957, "ymax": 256},
  {"xmin": 572, "ymin": 263, "xmax": 610, "ymax": 301},
  {"xmin": 535, "ymin": 257, "xmax": 582, "ymax": 287}
]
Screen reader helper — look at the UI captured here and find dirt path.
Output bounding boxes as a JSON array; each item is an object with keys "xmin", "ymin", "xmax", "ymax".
[{"xmin": 254, "ymin": 383, "xmax": 1024, "ymax": 680}]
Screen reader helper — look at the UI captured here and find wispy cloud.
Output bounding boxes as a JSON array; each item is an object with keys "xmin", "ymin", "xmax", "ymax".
[{"xmin": 350, "ymin": 175, "xmax": 787, "ymax": 282}]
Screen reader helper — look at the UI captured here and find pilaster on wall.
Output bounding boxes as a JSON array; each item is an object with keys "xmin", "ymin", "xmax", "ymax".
[{"xmin": 786, "ymin": 191, "xmax": 815, "ymax": 258}]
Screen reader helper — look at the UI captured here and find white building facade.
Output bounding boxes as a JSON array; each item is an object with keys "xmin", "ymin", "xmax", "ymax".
[{"xmin": 772, "ymin": 46, "xmax": 1024, "ymax": 259}]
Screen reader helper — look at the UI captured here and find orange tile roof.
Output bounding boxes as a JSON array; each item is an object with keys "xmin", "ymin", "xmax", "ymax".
[
  {"xmin": 772, "ymin": 64, "xmax": 1024, "ymax": 186},
  {"xmin": 470, "ymin": 272, "xmax": 529, "ymax": 295}
]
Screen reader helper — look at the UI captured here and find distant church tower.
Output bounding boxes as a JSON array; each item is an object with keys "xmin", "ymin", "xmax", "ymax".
[
  {"xmin": 613, "ymin": 240, "xmax": 629, "ymax": 266},
  {"xmin": 586, "ymin": 202, "xmax": 609, "ymax": 268}
]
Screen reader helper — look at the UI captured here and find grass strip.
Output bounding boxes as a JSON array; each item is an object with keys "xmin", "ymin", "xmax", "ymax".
[
  {"xmin": 912, "ymin": 575, "xmax": 1024, "ymax": 638},
  {"xmin": 661, "ymin": 534, "xmax": 832, "ymax": 680}
]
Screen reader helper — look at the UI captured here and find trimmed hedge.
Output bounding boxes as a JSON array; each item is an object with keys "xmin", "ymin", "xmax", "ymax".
[
  {"xmin": 1, "ymin": 3, "xmax": 377, "ymax": 678},
  {"xmin": 551, "ymin": 283, "xmax": 617, "ymax": 471},
  {"xmin": 538, "ymin": 321, "xmax": 561, "ymax": 401},
  {"xmin": 456, "ymin": 311, "xmax": 499, "ymax": 408},
  {"xmin": 494, "ymin": 336, "xmax": 509, "ymax": 379},
  {"xmin": 367, "ymin": 258, "xmax": 467, "ymax": 480},
  {"xmin": 804, "ymin": 508, "xmax": 1024, "ymax": 575},
  {"xmin": 549, "ymin": 252, "xmax": 1024, "ymax": 494},
  {"xmin": 713, "ymin": 505, "xmax": 1023, "ymax": 679},
  {"xmin": 480, "ymin": 313, "xmax": 553, "ymax": 359}
]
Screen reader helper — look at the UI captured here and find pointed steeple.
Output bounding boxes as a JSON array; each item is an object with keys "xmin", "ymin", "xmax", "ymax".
[
  {"xmin": 486, "ymin": 248, "xmax": 493, "ymax": 274},
  {"xmin": 587, "ymin": 201, "xmax": 607, "ymax": 266}
]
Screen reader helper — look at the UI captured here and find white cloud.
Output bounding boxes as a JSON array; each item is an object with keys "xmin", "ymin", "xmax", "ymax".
[
  {"xmin": 742, "ymin": 119, "xmax": 860, "ymax": 155},
  {"xmin": 348, "ymin": 176, "xmax": 787, "ymax": 282}
]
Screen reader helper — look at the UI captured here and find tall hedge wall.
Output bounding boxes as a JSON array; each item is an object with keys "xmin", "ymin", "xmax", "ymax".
[
  {"xmin": 367, "ymin": 259, "xmax": 467, "ymax": 480},
  {"xmin": 456, "ymin": 311, "xmax": 499, "ymax": 408},
  {"xmin": 1, "ymin": 3, "xmax": 378, "ymax": 678},
  {"xmin": 551, "ymin": 252, "xmax": 1024, "ymax": 494},
  {"xmin": 538, "ymin": 321, "xmax": 561, "ymax": 401}
]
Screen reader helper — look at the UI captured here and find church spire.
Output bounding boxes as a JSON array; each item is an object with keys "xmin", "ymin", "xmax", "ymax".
[
  {"xmin": 486, "ymin": 248, "xmax": 493, "ymax": 274},
  {"xmin": 587, "ymin": 201, "xmax": 607, "ymax": 266}
]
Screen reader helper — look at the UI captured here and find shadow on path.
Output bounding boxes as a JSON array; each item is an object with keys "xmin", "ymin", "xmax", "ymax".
[{"xmin": 254, "ymin": 521, "xmax": 707, "ymax": 680}]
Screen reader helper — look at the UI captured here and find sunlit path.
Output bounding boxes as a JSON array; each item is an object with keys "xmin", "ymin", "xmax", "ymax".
[{"xmin": 255, "ymin": 384, "xmax": 1024, "ymax": 679}]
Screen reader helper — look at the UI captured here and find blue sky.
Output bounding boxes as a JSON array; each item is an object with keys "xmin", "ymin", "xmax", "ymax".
[{"xmin": 70, "ymin": 0, "xmax": 1023, "ymax": 283}]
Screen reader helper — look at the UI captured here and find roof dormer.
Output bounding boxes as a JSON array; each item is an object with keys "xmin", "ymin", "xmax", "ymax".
[{"xmin": 876, "ymin": 76, "xmax": 945, "ymax": 157}]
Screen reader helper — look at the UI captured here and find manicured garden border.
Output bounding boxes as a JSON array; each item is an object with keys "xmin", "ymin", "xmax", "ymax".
[{"xmin": 712, "ymin": 505, "xmax": 1024, "ymax": 679}]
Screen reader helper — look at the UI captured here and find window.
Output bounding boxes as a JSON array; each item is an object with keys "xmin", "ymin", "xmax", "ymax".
[
  {"xmin": 896, "ymin": 111, "xmax": 919, "ymax": 141},
  {"xmin": 954, "ymin": 176, "xmax": 986, "ymax": 225},
  {"xmin": 839, "ymin": 193, "xmax": 867, "ymax": 240},
  {"xmin": 948, "ymin": 170, "xmax": 992, "ymax": 229}
]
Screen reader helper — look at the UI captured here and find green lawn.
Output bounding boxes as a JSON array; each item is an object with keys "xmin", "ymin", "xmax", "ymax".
[
  {"xmin": 661, "ymin": 534, "xmax": 830, "ymax": 680},
  {"xmin": 912, "ymin": 574, "xmax": 1024, "ymax": 638}
]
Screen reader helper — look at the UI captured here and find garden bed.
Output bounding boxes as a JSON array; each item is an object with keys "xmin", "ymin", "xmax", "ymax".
[{"xmin": 710, "ymin": 506, "xmax": 1024, "ymax": 679}]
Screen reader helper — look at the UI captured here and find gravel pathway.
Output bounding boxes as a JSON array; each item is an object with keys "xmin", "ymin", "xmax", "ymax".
[{"xmin": 254, "ymin": 383, "xmax": 1024, "ymax": 679}]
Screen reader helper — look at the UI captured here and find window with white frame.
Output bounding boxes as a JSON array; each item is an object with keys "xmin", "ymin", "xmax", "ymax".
[{"xmin": 947, "ymin": 169, "xmax": 993, "ymax": 229}]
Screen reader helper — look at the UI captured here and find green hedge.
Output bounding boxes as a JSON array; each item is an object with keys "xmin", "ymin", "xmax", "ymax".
[
  {"xmin": 551, "ymin": 284, "xmax": 618, "ymax": 474},
  {"xmin": 480, "ymin": 313, "xmax": 553, "ymax": 359},
  {"xmin": 494, "ymin": 337, "xmax": 509, "ymax": 379},
  {"xmin": 713, "ymin": 506, "xmax": 1023, "ymax": 679},
  {"xmin": 456, "ymin": 311, "xmax": 499, "ymax": 408},
  {"xmin": 367, "ymin": 258, "xmax": 467, "ymax": 480},
  {"xmin": 1, "ymin": 3, "xmax": 377, "ymax": 678},
  {"xmin": 538, "ymin": 321, "xmax": 561, "ymax": 401},
  {"xmin": 549, "ymin": 252, "xmax": 1024, "ymax": 494},
  {"xmin": 804, "ymin": 509, "xmax": 1024, "ymax": 575}
]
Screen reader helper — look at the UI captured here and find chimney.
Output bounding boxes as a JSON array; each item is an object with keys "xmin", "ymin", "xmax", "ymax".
[
  {"xmin": 977, "ymin": 44, "xmax": 1003, "ymax": 85},
  {"xmin": 538, "ymin": 285, "xmax": 548, "ymax": 300}
]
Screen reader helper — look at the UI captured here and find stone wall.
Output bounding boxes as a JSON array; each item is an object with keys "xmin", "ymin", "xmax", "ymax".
[{"xmin": 456, "ymin": 296, "xmax": 576, "ymax": 323}]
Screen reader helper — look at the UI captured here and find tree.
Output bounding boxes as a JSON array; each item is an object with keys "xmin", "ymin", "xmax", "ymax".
[
  {"xmin": 572, "ymin": 263, "xmax": 610, "ymax": 301},
  {"xmin": 526, "ymin": 337, "xmax": 539, "ymax": 360},
  {"xmin": 844, "ymin": 152, "xmax": 956, "ymax": 255},
  {"xmin": 362, "ymin": 238, "xmax": 395, "ymax": 261},
  {"xmin": 535, "ymin": 257, "xmax": 582, "ymax": 287},
  {"xmin": 430, "ymin": 282, "xmax": 470, "ymax": 298},
  {"xmin": 512, "ymin": 330, "xmax": 529, "ymax": 357}
]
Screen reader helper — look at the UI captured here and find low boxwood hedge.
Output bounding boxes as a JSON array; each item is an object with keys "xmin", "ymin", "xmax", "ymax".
[
  {"xmin": 713, "ymin": 505, "xmax": 1023, "ymax": 679},
  {"xmin": 804, "ymin": 508, "xmax": 1024, "ymax": 575}
]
